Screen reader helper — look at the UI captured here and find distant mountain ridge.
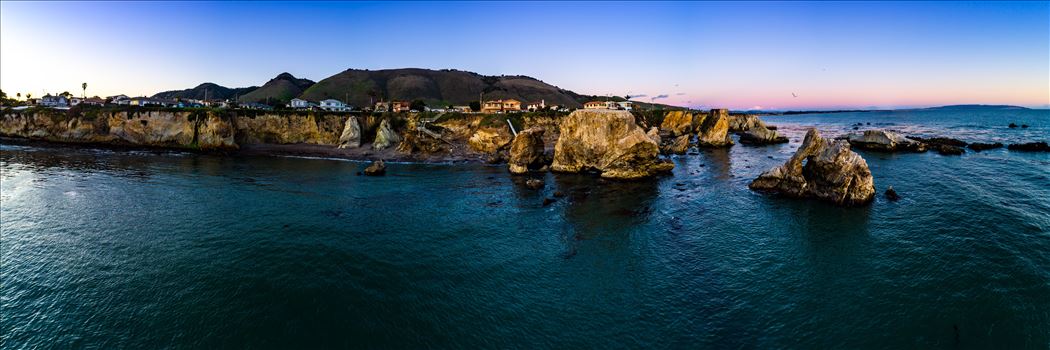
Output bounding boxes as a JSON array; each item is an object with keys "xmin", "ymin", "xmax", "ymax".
[
  {"xmin": 152, "ymin": 68, "xmax": 681, "ymax": 109},
  {"xmin": 922, "ymin": 104, "xmax": 1029, "ymax": 110}
]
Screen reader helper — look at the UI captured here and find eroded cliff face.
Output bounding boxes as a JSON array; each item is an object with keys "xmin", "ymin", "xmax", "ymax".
[
  {"xmin": 750, "ymin": 129, "xmax": 875, "ymax": 206},
  {"xmin": 1, "ymin": 110, "xmax": 237, "ymax": 149},
  {"xmin": 233, "ymin": 114, "xmax": 344, "ymax": 145}
]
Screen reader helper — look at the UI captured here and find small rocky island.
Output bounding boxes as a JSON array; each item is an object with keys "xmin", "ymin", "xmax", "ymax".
[{"xmin": 750, "ymin": 129, "xmax": 876, "ymax": 206}]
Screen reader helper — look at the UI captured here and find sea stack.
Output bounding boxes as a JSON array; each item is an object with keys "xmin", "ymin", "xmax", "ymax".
[
  {"xmin": 507, "ymin": 127, "xmax": 547, "ymax": 174},
  {"xmin": 696, "ymin": 109, "xmax": 733, "ymax": 147},
  {"xmin": 337, "ymin": 116, "xmax": 361, "ymax": 149},
  {"xmin": 372, "ymin": 119, "xmax": 401, "ymax": 150},
  {"xmin": 750, "ymin": 128, "xmax": 875, "ymax": 206},
  {"xmin": 551, "ymin": 109, "xmax": 673, "ymax": 179},
  {"xmin": 659, "ymin": 110, "xmax": 697, "ymax": 137}
]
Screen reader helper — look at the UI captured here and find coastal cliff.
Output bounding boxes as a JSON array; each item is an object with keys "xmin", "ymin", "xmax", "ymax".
[{"xmin": 1, "ymin": 109, "xmax": 237, "ymax": 149}]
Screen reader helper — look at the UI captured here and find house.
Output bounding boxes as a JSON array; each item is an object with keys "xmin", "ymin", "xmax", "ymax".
[
  {"xmin": 481, "ymin": 99, "xmax": 522, "ymax": 113},
  {"xmin": 391, "ymin": 101, "xmax": 411, "ymax": 113},
  {"xmin": 584, "ymin": 101, "xmax": 607, "ymax": 109},
  {"xmin": 453, "ymin": 105, "xmax": 473, "ymax": 113},
  {"xmin": 616, "ymin": 101, "xmax": 633, "ymax": 110},
  {"xmin": 374, "ymin": 101, "xmax": 390, "ymax": 112},
  {"xmin": 129, "ymin": 97, "xmax": 173, "ymax": 107},
  {"xmin": 39, "ymin": 94, "xmax": 69, "ymax": 107},
  {"xmin": 108, "ymin": 95, "xmax": 130, "ymax": 105},
  {"xmin": 289, "ymin": 98, "xmax": 315, "ymax": 109},
  {"xmin": 69, "ymin": 97, "xmax": 83, "ymax": 106},
  {"xmin": 81, "ymin": 97, "xmax": 106, "ymax": 106},
  {"xmin": 319, "ymin": 99, "xmax": 351, "ymax": 112},
  {"xmin": 176, "ymin": 100, "xmax": 204, "ymax": 108},
  {"xmin": 526, "ymin": 99, "xmax": 546, "ymax": 111},
  {"xmin": 240, "ymin": 102, "xmax": 273, "ymax": 110}
]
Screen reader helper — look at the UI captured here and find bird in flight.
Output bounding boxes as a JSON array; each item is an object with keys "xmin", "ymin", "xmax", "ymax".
[{"xmin": 791, "ymin": 92, "xmax": 798, "ymax": 98}]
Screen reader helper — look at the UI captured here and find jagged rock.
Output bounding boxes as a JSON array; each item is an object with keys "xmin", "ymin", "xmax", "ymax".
[
  {"xmin": 525, "ymin": 178, "xmax": 544, "ymax": 190},
  {"xmin": 968, "ymin": 142, "xmax": 1003, "ymax": 151},
  {"xmin": 885, "ymin": 186, "xmax": 900, "ymax": 201},
  {"xmin": 907, "ymin": 136, "xmax": 967, "ymax": 147},
  {"xmin": 696, "ymin": 109, "xmax": 733, "ymax": 147},
  {"xmin": 337, "ymin": 116, "xmax": 361, "ymax": 149},
  {"xmin": 363, "ymin": 160, "xmax": 386, "ymax": 176},
  {"xmin": 662, "ymin": 134, "xmax": 690, "ymax": 154},
  {"xmin": 468, "ymin": 127, "xmax": 512, "ymax": 154},
  {"xmin": 1008, "ymin": 142, "xmax": 1050, "ymax": 152},
  {"xmin": 727, "ymin": 114, "xmax": 768, "ymax": 132},
  {"xmin": 660, "ymin": 111, "xmax": 697, "ymax": 136},
  {"xmin": 846, "ymin": 130, "xmax": 926, "ymax": 152},
  {"xmin": 551, "ymin": 109, "xmax": 674, "ymax": 179},
  {"xmin": 508, "ymin": 127, "xmax": 547, "ymax": 174},
  {"xmin": 646, "ymin": 127, "xmax": 661, "ymax": 144},
  {"xmin": 738, "ymin": 126, "xmax": 788, "ymax": 145},
  {"xmin": 372, "ymin": 119, "xmax": 401, "ymax": 150},
  {"xmin": 749, "ymin": 129, "xmax": 875, "ymax": 206}
]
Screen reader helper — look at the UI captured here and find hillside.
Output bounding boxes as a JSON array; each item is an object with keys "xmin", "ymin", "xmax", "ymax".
[
  {"xmin": 299, "ymin": 68, "xmax": 585, "ymax": 108},
  {"xmin": 237, "ymin": 73, "xmax": 315, "ymax": 104},
  {"xmin": 152, "ymin": 83, "xmax": 257, "ymax": 101}
]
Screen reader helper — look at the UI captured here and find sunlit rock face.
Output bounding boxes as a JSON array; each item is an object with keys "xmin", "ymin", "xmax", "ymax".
[
  {"xmin": 750, "ymin": 128, "xmax": 875, "ymax": 206},
  {"xmin": 551, "ymin": 109, "xmax": 673, "ymax": 180},
  {"xmin": 696, "ymin": 109, "xmax": 733, "ymax": 148}
]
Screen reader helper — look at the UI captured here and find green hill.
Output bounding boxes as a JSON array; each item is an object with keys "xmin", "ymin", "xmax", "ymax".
[
  {"xmin": 237, "ymin": 73, "xmax": 315, "ymax": 105},
  {"xmin": 152, "ymin": 82, "xmax": 257, "ymax": 101},
  {"xmin": 299, "ymin": 68, "xmax": 584, "ymax": 108}
]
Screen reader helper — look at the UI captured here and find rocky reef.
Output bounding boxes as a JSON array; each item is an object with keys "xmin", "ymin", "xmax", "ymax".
[
  {"xmin": 551, "ymin": 109, "xmax": 673, "ymax": 179},
  {"xmin": 738, "ymin": 125, "xmax": 788, "ymax": 145},
  {"xmin": 727, "ymin": 114, "xmax": 767, "ymax": 132},
  {"xmin": 507, "ymin": 127, "xmax": 548, "ymax": 174},
  {"xmin": 750, "ymin": 129, "xmax": 875, "ymax": 206},
  {"xmin": 696, "ymin": 109, "xmax": 733, "ymax": 148},
  {"xmin": 846, "ymin": 130, "xmax": 926, "ymax": 152},
  {"xmin": 1007, "ymin": 142, "xmax": 1050, "ymax": 152}
]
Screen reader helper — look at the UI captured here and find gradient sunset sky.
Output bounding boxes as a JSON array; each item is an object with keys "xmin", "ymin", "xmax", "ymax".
[{"xmin": 1, "ymin": 1, "xmax": 1047, "ymax": 110}]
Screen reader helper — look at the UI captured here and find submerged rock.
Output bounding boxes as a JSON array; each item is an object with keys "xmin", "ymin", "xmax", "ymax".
[
  {"xmin": 508, "ymin": 127, "xmax": 547, "ymax": 174},
  {"xmin": 372, "ymin": 119, "xmax": 401, "ymax": 150},
  {"xmin": 967, "ymin": 142, "xmax": 1004, "ymax": 151},
  {"xmin": 662, "ymin": 134, "xmax": 691, "ymax": 154},
  {"xmin": 660, "ymin": 111, "xmax": 697, "ymax": 136},
  {"xmin": 738, "ymin": 126, "xmax": 788, "ymax": 145},
  {"xmin": 750, "ymin": 129, "xmax": 875, "ymax": 206},
  {"xmin": 1007, "ymin": 142, "xmax": 1050, "ymax": 152},
  {"xmin": 337, "ymin": 116, "xmax": 361, "ymax": 149},
  {"xmin": 1009, "ymin": 123, "xmax": 1018, "ymax": 128},
  {"xmin": 551, "ymin": 109, "xmax": 673, "ymax": 179},
  {"xmin": 525, "ymin": 178, "xmax": 544, "ymax": 190},
  {"xmin": 846, "ymin": 130, "xmax": 926, "ymax": 152},
  {"xmin": 696, "ymin": 109, "xmax": 733, "ymax": 148},
  {"xmin": 727, "ymin": 114, "xmax": 768, "ymax": 132},
  {"xmin": 363, "ymin": 160, "xmax": 386, "ymax": 176},
  {"xmin": 885, "ymin": 186, "xmax": 900, "ymax": 201}
]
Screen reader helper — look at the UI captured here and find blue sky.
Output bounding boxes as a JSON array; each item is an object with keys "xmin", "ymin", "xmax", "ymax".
[{"xmin": 1, "ymin": 1, "xmax": 1047, "ymax": 109}]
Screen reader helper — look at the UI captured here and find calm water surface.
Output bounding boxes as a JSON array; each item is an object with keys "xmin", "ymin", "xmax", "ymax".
[{"xmin": 2, "ymin": 109, "xmax": 1049, "ymax": 348}]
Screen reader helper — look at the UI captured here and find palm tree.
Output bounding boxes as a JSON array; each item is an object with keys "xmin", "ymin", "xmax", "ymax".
[
  {"xmin": 16, "ymin": 92, "xmax": 21, "ymax": 100},
  {"xmin": 82, "ymin": 82, "xmax": 87, "ymax": 98}
]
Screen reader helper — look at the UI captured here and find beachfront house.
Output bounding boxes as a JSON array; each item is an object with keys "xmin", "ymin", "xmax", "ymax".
[
  {"xmin": 391, "ymin": 101, "xmax": 411, "ymax": 113},
  {"xmin": 526, "ymin": 100, "xmax": 546, "ymax": 111},
  {"xmin": 453, "ymin": 105, "xmax": 473, "ymax": 113},
  {"xmin": 108, "ymin": 95, "xmax": 130, "ymax": 105},
  {"xmin": 374, "ymin": 101, "xmax": 390, "ymax": 112},
  {"xmin": 482, "ymin": 99, "xmax": 522, "ymax": 113},
  {"xmin": 584, "ymin": 101, "xmax": 607, "ymax": 109},
  {"xmin": 289, "ymin": 98, "xmax": 316, "ymax": 109},
  {"xmin": 319, "ymin": 99, "xmax": 351, "ymax": 112},
  {"xmin": 39, "ymin": 94, "xmax": 69, "ymax": 107},
  {"xmin": 616, "ymin": 101, "xmax": 633, "ymax": 110},
  {"xmin": 81, "ymin": 97, "xmax": 106, "ymax": 106},
  {"xmin": 240, "ymin": 102, "xmax": 273, "ymax": 110}
]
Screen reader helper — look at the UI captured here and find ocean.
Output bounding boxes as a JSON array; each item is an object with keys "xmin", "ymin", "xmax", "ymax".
[{"xmin": 2, "ymin": 108, "xmax": 1048, "ymax": 348}]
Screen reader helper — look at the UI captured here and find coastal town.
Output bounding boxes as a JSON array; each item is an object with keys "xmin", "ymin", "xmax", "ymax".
[{"xmin": 1, "ymin": 88, "xmax": 632, "ymax": 114}]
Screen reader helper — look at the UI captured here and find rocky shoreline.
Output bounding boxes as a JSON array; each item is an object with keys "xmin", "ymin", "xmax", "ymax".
[{"xmin": 3, "ymin": 107, "xmax": 1046, "ymax": 206}]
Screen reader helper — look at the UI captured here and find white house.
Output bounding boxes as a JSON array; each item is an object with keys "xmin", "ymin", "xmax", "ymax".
[
  {"xmin": 39, "ymin": 94, "xmax": 69, "ymax": 107},
  {"xmin": 289, "ymin": 98, "xmax": 314, "ymax": 109},
  {"xmin": 319, "ymin": 99, "xmax": 350, "ymax": 112},
  {"xmin": 527, "ymin": 99, "xmax": 546, "ymax": 111},
  {"xmin": 108, "ymin": 94, "xmax": 130, "ymax": 105},
  {"xmin": 616, "ymin": 101, "xmax": 633, "ymax": 111}
]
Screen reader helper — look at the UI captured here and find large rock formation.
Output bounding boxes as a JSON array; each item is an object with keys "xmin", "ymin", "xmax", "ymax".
[
  {"xmin": 696, "ymin": 109, "xmax": 733, "ymax": 147},
  {"xmin": 551, "ymin": 109, "xmax": 673, "ymax": 179},
  {"xmin": 738, "ymin": 126, "xmax": 788, "ymax": 145},
  {"xmin": 233, "ymin": 113, "xmax": 343, "ymax": 145},
  {"xmin": 846, "ymin": 130, "xmax": 926, "ymax": 152},
  {"xmin": 727, "ymin": 114, "xmax": 767, "ymax": 132},
  {"xmin": 372, "ymin": 119, "xmax": 401, "ymax": 150},
  {"xmin": 660, "ymin": 111, "xmax": 697, "ymax": 136},
  {"xmin": 508, "ymin": 127, "xmax": 547, "ymax": 174},
  {"xmin": 467, "ymin": 127, "xmax": 512, "ymax": 154},
  {"xmin": 363, "ymin": 160, "xmax": 386, "ymax": 176},
  {"xmin": 750, "ymin": 129, "xmax": 875, "ymax": 206},
  {"xmin": 337, "ymin": 116, "xmax": 361, "ymax": 149},
  {"xmin": 646, "ymin": 127, "xmax": 661, "ymax": 144},
  {"xmin": 662, "ymin": 134, "xmax": 691, "ymax": 155}
]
